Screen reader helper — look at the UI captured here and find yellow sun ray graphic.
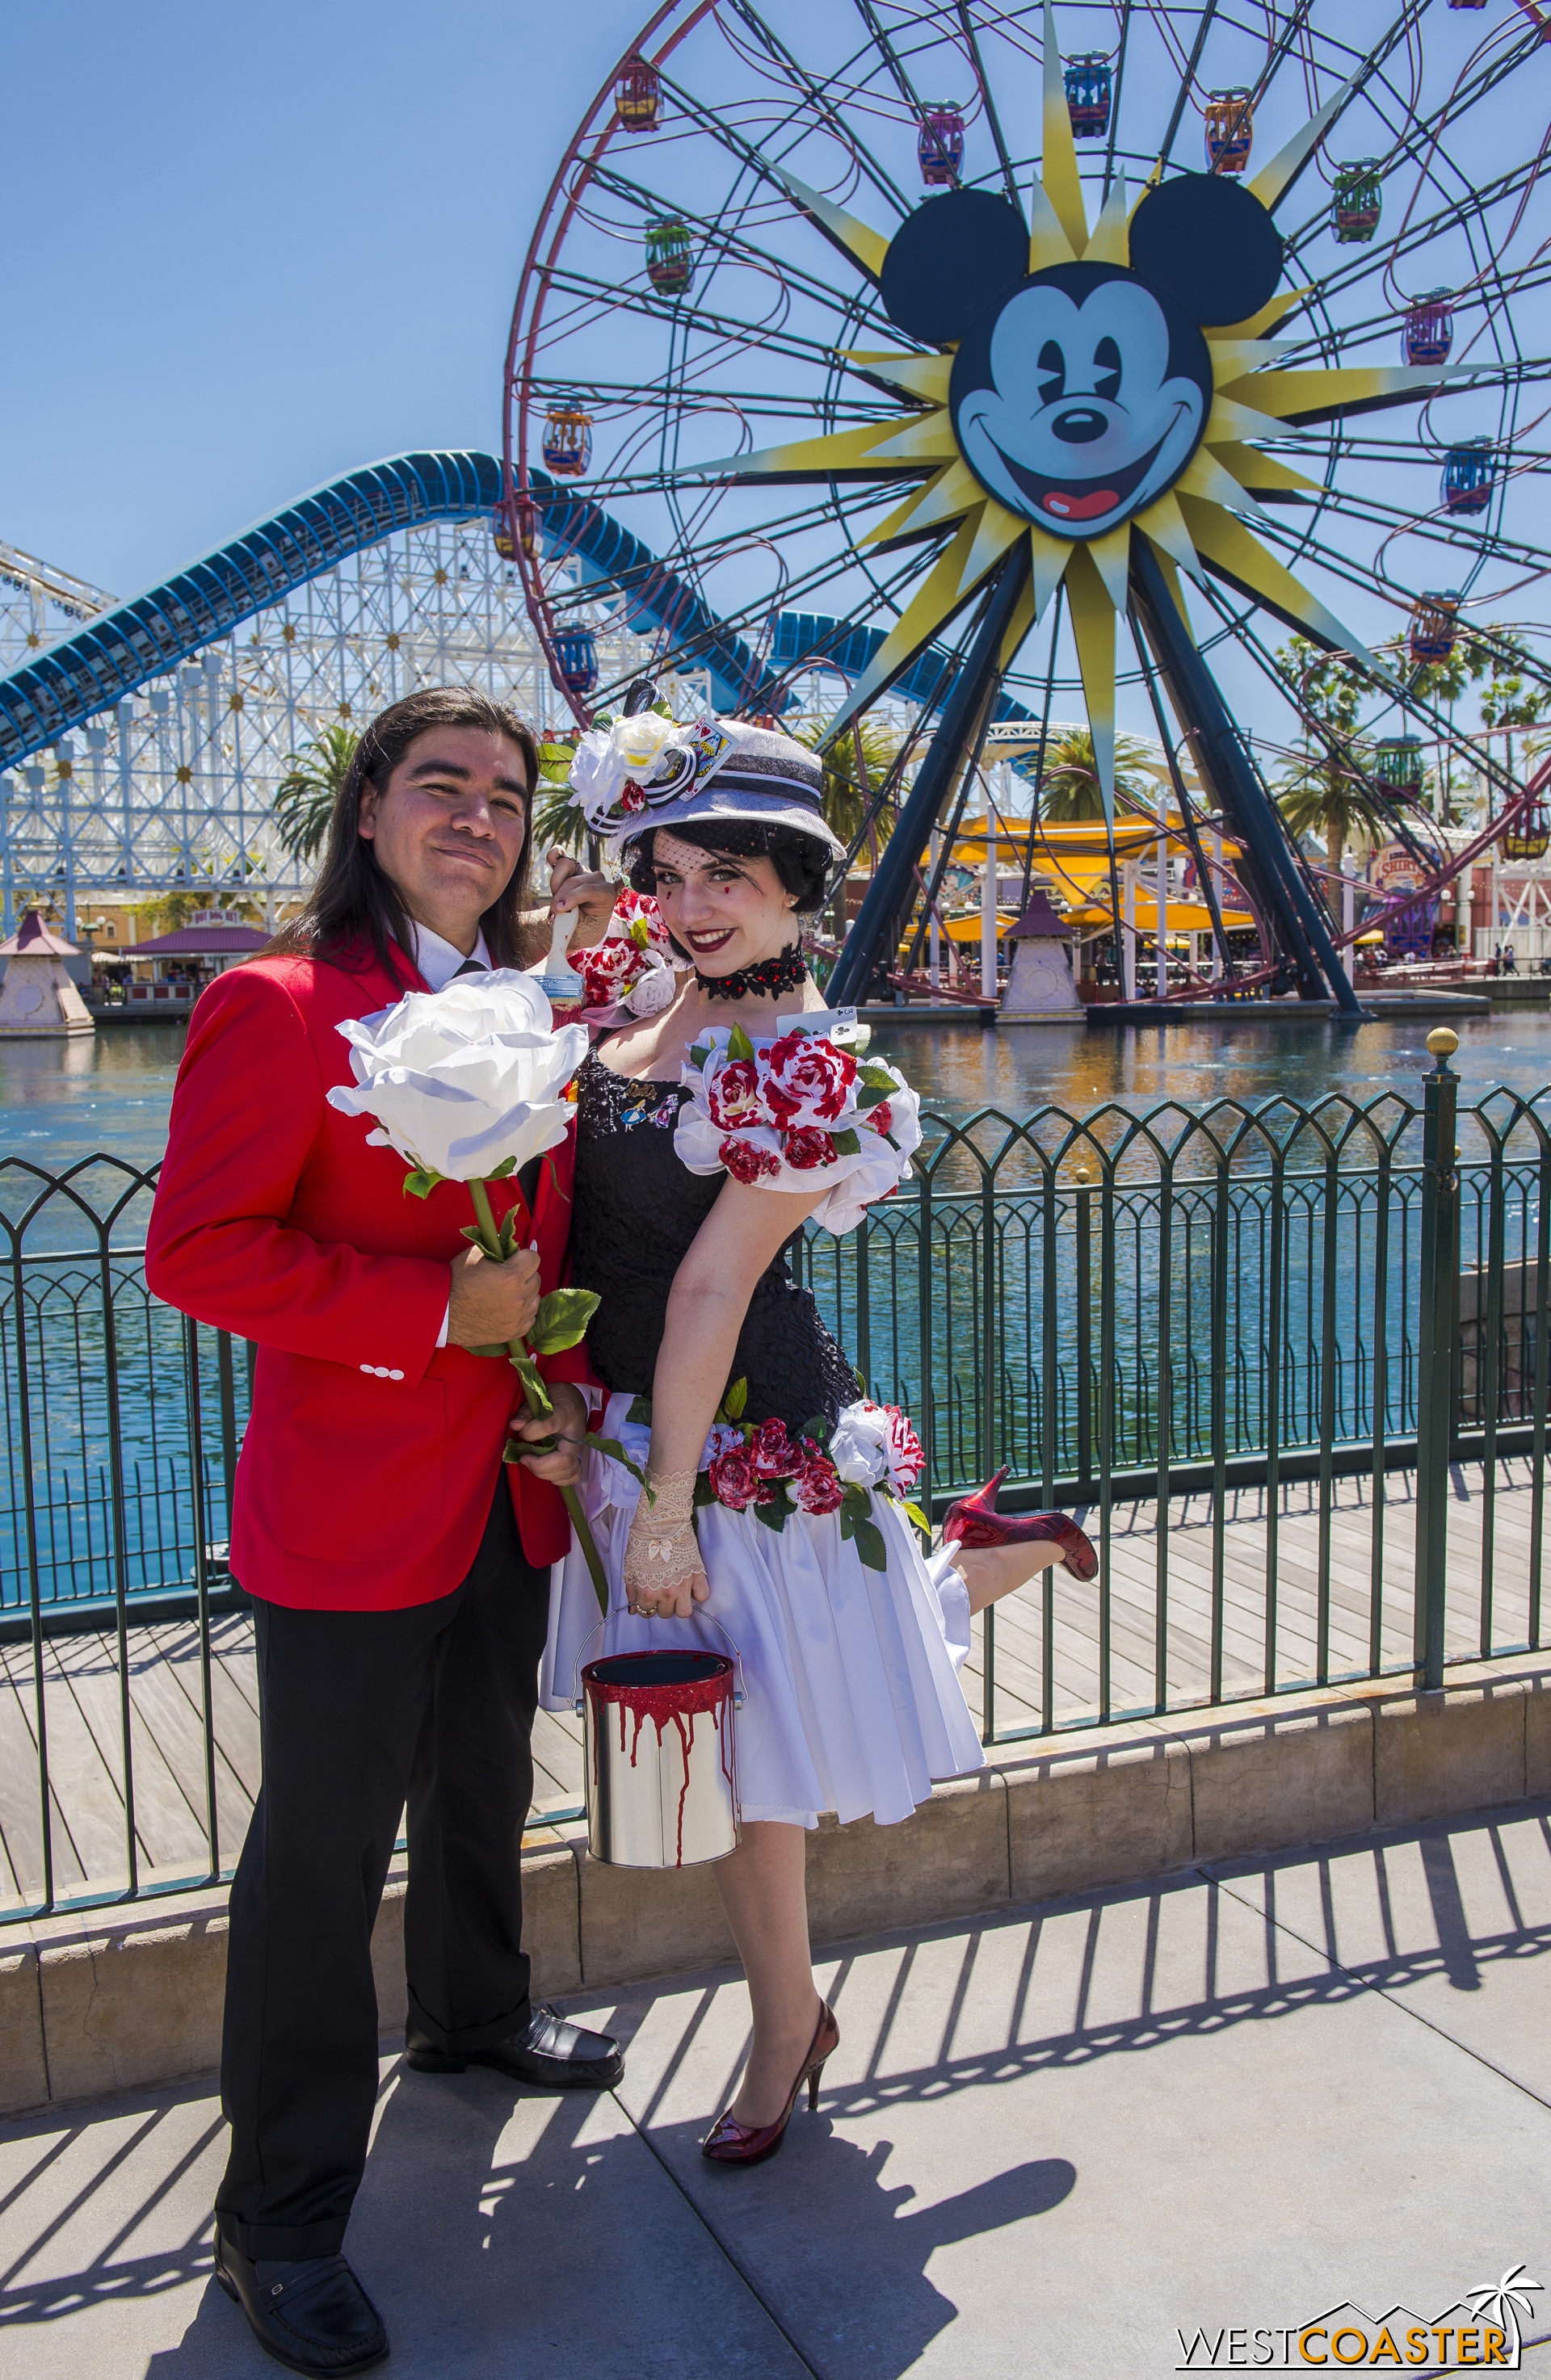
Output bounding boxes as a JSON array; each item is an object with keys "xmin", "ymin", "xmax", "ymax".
[{"xmin": 681, "ymin": 0, "xmax": 1464, "ymax": 827}]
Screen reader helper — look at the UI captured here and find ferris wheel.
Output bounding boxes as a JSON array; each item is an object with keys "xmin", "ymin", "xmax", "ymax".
[{"xmin": 502, "ymin": 0, "xmax": 1551, "ymax": 1005}]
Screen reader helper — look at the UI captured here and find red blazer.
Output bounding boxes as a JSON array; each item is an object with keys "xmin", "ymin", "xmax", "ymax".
[{"xmin": 145, "ymin": 942, "xmax": 588, "ymax": 1612}]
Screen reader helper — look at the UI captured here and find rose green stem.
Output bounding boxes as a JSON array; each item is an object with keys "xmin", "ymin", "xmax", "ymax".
[{"xmin": 468, "ymin": 1177, "xmax": 610, "ymax": 1617}]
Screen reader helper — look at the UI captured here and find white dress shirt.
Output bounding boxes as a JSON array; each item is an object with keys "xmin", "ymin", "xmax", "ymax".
[
  {"xmin": 409, "ymin": 924, "xmax": 490, "ymax": 1348},
  {"xmin": 410, "ymin": 921, "xmax": 490, "ymax": 990}
]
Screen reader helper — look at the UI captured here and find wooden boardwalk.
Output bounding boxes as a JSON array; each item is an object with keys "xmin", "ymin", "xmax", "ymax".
[{"xmin": 1, "ymin": 1459, "xmax": 1541, "ymax": 1917}]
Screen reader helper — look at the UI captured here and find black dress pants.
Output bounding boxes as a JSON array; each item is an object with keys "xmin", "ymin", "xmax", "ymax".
[{"xmin": 216, "ymin": 1484, "xmax": 551, "ymax": 2260}]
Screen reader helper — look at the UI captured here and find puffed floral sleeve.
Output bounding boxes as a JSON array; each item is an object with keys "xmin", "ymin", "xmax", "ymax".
[{"xmin": 674, "ymin": 1023, "xmax": 923, "ymax": 1236}]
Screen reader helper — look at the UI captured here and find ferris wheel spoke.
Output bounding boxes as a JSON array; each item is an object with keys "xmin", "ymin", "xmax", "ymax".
[
  {"xmin": 1155, "ymin": 0, "xmax": 1222, "ymax": 174},
  {"xmin": 1288, "ymin": 486, "xmax": 1549, "ymax": 579},
  {"xmin": 850, "ymin": 0, "xmax": 955, "ymax": 186},
  {"xmin": 1205, "ymin": 576, "xmax": 1518, "ymax": 806},
  {"xmin": 654, "ymin": 57, "xmax": 906, "ymax": 245},
  {"xmin": 578, "ymin": 157, "xmax": 902, "ymax": 334},
  {"xmin": 1097, "ymin": 0, "xmax": 1133, "ymax": 208},
  {"xmin": 534, "ymin": 263, "xmax": 884, "ymax": 373},
  {"xmin": 523, "ymin": 378, "xmax": 890, "ymax": 426},
  {"xmin": 722, "ymin": 0, "xmax": 914, "ymax": 216},
  {"xmin": 954, "ymin": 1, "xmax": 1022, "ymax": 212}
]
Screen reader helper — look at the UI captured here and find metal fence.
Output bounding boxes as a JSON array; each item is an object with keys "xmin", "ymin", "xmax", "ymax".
[{"xmin": 2, "ymin": 1041, "xmax": 1546, "ymax": 1925}]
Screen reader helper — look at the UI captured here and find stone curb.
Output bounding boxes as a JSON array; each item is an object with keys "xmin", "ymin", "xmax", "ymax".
[{"xmin": 3, "ymin": 1652, "xmax": 1545, "ymax": 2116}]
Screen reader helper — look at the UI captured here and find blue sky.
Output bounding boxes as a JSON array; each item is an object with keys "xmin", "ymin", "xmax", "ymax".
[
  {"xmin": 1, "ymin": 1, "xmax": 1539, "ymax": 764},
  {"xmin": 0, "ymin": 0, "xmax": 645, "ymax": 593}
]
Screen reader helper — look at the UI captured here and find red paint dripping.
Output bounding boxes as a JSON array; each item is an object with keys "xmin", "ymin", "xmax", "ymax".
[{"xmin": 582, "ymin": 1654, "xmax": 735, "ymax": 1866}]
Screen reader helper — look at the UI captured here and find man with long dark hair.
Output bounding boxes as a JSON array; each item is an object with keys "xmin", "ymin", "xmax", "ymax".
[{"xmin": 148, "ymin": 687, "xmax": 620, "ymax": 2377}]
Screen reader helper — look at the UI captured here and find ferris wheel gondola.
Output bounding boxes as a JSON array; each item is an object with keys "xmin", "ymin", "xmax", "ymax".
[{"xmin": 503, "ymin": 0, "xmax": 1551, "ymax": 1008}]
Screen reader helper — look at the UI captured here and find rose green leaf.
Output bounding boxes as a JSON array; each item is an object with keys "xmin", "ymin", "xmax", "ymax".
[{"xmin": 527, "ymin": 1287, "xmax": 602, "ymax": 1354}]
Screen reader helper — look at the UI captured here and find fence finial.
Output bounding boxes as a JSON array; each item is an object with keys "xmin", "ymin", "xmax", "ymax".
[{"xmin": 1426, "ymin": 1026, "xmax": 1459, "ymax": 1072}]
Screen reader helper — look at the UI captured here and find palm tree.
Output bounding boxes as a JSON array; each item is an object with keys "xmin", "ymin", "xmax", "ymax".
[
  {"xmin": 1275, "ymin": 748, "xmax": 1394, "ymax": 888},
  {"xmin": 1033, "ymin": 727, "xmax": 1157, "ymax": 822},
  {"xmin": 788, "ymin": 714, "xmax": 902, "ymax": 854},
  {"xmin": 272, "ymin": 725, "xmax": 360, "ymax": 866}
]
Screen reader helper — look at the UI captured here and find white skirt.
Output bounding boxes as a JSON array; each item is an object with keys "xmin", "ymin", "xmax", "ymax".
[{"xmin": 539, "ymin": 1393, "xmax": 986, "ymax": 1829}]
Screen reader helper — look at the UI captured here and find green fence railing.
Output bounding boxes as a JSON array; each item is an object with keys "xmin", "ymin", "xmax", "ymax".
[{"xmin": 1, "ymin": 1037, "xmax": 1546, "ymax": 1924}]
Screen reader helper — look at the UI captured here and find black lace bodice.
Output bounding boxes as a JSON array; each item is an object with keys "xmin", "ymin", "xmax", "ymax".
[{"xmin": 569, "ymin": 1048, "xmax": 860, "ymax": 1429}]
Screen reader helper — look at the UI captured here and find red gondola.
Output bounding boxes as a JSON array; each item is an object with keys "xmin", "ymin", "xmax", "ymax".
[
  {"xmin": 1402, "ymin": 290, "xmax": 1453, "ymax": 367},
  {"xmin": 918, "ymin": 103, "xmax": 965, "ymax": 186},
  {"xmin": 615, "ymin": 56, "xmax": 660, "ymax": 132}
]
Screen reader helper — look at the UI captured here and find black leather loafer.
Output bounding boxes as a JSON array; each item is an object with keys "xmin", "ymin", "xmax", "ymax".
[
  {"xmin": 213, "ymin": 2233, "xmax": 389, "ymax": 2375},
  {"xmin": 406, "ymin": 2001, "xmax": 624, "ymax": 2088}
]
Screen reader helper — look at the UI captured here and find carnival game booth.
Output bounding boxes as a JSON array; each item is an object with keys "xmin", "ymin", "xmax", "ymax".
[{"xmin": 117, "ymin": 917, "xmax": 269, "ymax": 1014}]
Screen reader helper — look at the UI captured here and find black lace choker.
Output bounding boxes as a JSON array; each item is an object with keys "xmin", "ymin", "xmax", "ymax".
[{"xmin": 695, "ymin": 942, "xmax": 807, "ymax": 1001}]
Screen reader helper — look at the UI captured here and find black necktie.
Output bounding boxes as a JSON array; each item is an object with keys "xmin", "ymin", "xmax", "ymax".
[{"xmin": 452, "ymin": 958, "xmax": 486, "ymax": 977}]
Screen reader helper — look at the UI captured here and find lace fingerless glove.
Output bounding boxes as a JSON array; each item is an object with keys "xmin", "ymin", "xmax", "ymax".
[{"xmin": 622, "ymin": 1469, "xmax": 703, "ymax": 1603}]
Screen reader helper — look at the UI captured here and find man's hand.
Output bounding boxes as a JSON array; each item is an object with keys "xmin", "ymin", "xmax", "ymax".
[
  {"xmin": 548, "ymin": 847, "xmax": 617, "ymax": 952},
  {"xmin": 448, "ymin": 1243, "xmax": 540, "ymax": 1350},
  {"xmin": 509, "ymin": 1381, "xmax": 589, "ymax": 1486}
]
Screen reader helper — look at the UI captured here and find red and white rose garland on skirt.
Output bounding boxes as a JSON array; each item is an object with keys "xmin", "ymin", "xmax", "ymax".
[{"xmin": 622, "ymin": 1383, "xmax": 928, "ymax": 1571}]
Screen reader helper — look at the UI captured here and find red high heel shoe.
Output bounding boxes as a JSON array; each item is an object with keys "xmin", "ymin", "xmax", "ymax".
[
  {"xmin": 941, "ymin": 1466, "xmax": 1099, "ymax": 1582},
  {"xmin": 700, "ymin": 2001, "xmax": 839, "ymax": 2167}
]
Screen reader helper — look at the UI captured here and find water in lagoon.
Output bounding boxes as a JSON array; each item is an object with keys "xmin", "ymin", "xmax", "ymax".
[
  {"xmin": 3, "ymin": 1006, "xmax": 1551, "ymax": 1172},
  {"xmin": 867, "ymin": 1006, "xmax": 1551, "ymax": 1123},
  {"xmin": 0, "ymin": 1025, "xmax": 187, "ymax": 1175}
]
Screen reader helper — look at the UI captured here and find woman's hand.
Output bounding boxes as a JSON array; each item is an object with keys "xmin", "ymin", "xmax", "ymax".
[
  {"xmin": 547, "ymin": 848, "xmax": 617, "ymax": 951},
  {"xmin": 621, "ymin": 1470, "xmax": 710, "ymax": 1618},
  {"xmin": 510, "ymin": 1380, "xmax": 590, "ymax": 1487}
]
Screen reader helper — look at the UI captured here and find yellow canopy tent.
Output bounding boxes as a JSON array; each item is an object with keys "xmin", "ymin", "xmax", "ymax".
[{"xmin": 1062, "ymin": 897, "xmax": 1257, "ymax": 934}]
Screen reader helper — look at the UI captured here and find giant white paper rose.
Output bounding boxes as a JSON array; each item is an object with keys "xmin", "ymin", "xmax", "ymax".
[{"xmin": 326, "ymin": 969, "xmax": 586, "ymax": 1181}]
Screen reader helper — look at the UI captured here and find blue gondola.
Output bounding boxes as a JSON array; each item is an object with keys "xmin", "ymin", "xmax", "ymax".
[
  {"xmin": 1442, "ymin": 439, "xmax": 1494, "ymax": 516},
  {"xmin": 1064, "ymin": 55, "xmax": 1112, "ymax": 140},
  {"xmin": 541, "ymin": 401, "xmax": 592, "ymax": 481},
  {"xmin": 552, "ymin": 628, "xmax": 598, "ymax": 696}
]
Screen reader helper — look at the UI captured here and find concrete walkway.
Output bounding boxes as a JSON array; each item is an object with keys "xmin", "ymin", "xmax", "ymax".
[{"xmin": 2, "ymin": 1803, "xmax": 1549, "ymax": 2380}]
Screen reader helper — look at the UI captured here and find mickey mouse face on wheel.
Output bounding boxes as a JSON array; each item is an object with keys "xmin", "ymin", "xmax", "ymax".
[
  {"xmin": 877, "ymin": 175, "xmax": 1284, "ymax": 544},
  {"xmin": 952, "ymin": 263, "xmax": 1209, "ymax": 536}
]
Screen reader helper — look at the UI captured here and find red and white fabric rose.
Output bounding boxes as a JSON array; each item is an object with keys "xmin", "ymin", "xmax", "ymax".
[
  {"xmin": 579, "ymin": 888, "xmax": 686, "ymax": 1031},
  {"xmin": 675, "ymin": 1023, "xmax": 922, "ymax": 1235}
]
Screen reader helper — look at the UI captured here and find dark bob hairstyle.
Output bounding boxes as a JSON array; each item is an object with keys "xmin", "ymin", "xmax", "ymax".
[
  {"xmin": 627, "ymin": 818, "xmax": 835, "ymax": 919},
  {"xmin": 269, "ymin": 686, "xmax": 539, "ymax": 980}
]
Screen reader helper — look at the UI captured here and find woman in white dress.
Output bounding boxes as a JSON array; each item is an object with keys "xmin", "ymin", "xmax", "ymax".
[{"xmin": 543, "ymin": 709, "xmax": 1095, "ymax": 2164}]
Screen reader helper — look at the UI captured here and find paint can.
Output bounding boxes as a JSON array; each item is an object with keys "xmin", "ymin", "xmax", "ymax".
[{"xmin": 577, "ymin": 1634, "xmax": 742, "ymax": 1870}]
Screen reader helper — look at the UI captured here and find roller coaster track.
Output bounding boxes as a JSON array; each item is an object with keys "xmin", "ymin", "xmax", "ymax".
[
  {"xmin": 0, "ymin": 451, "xmax": 786, "ymax": 771},
  {"xmin": 0, "ymin": 447, "xmax": 1523, "ymax": 989},
  {"xmin": 0, "ymin": 448, "xmax": 1043, "ymax": 779}
]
